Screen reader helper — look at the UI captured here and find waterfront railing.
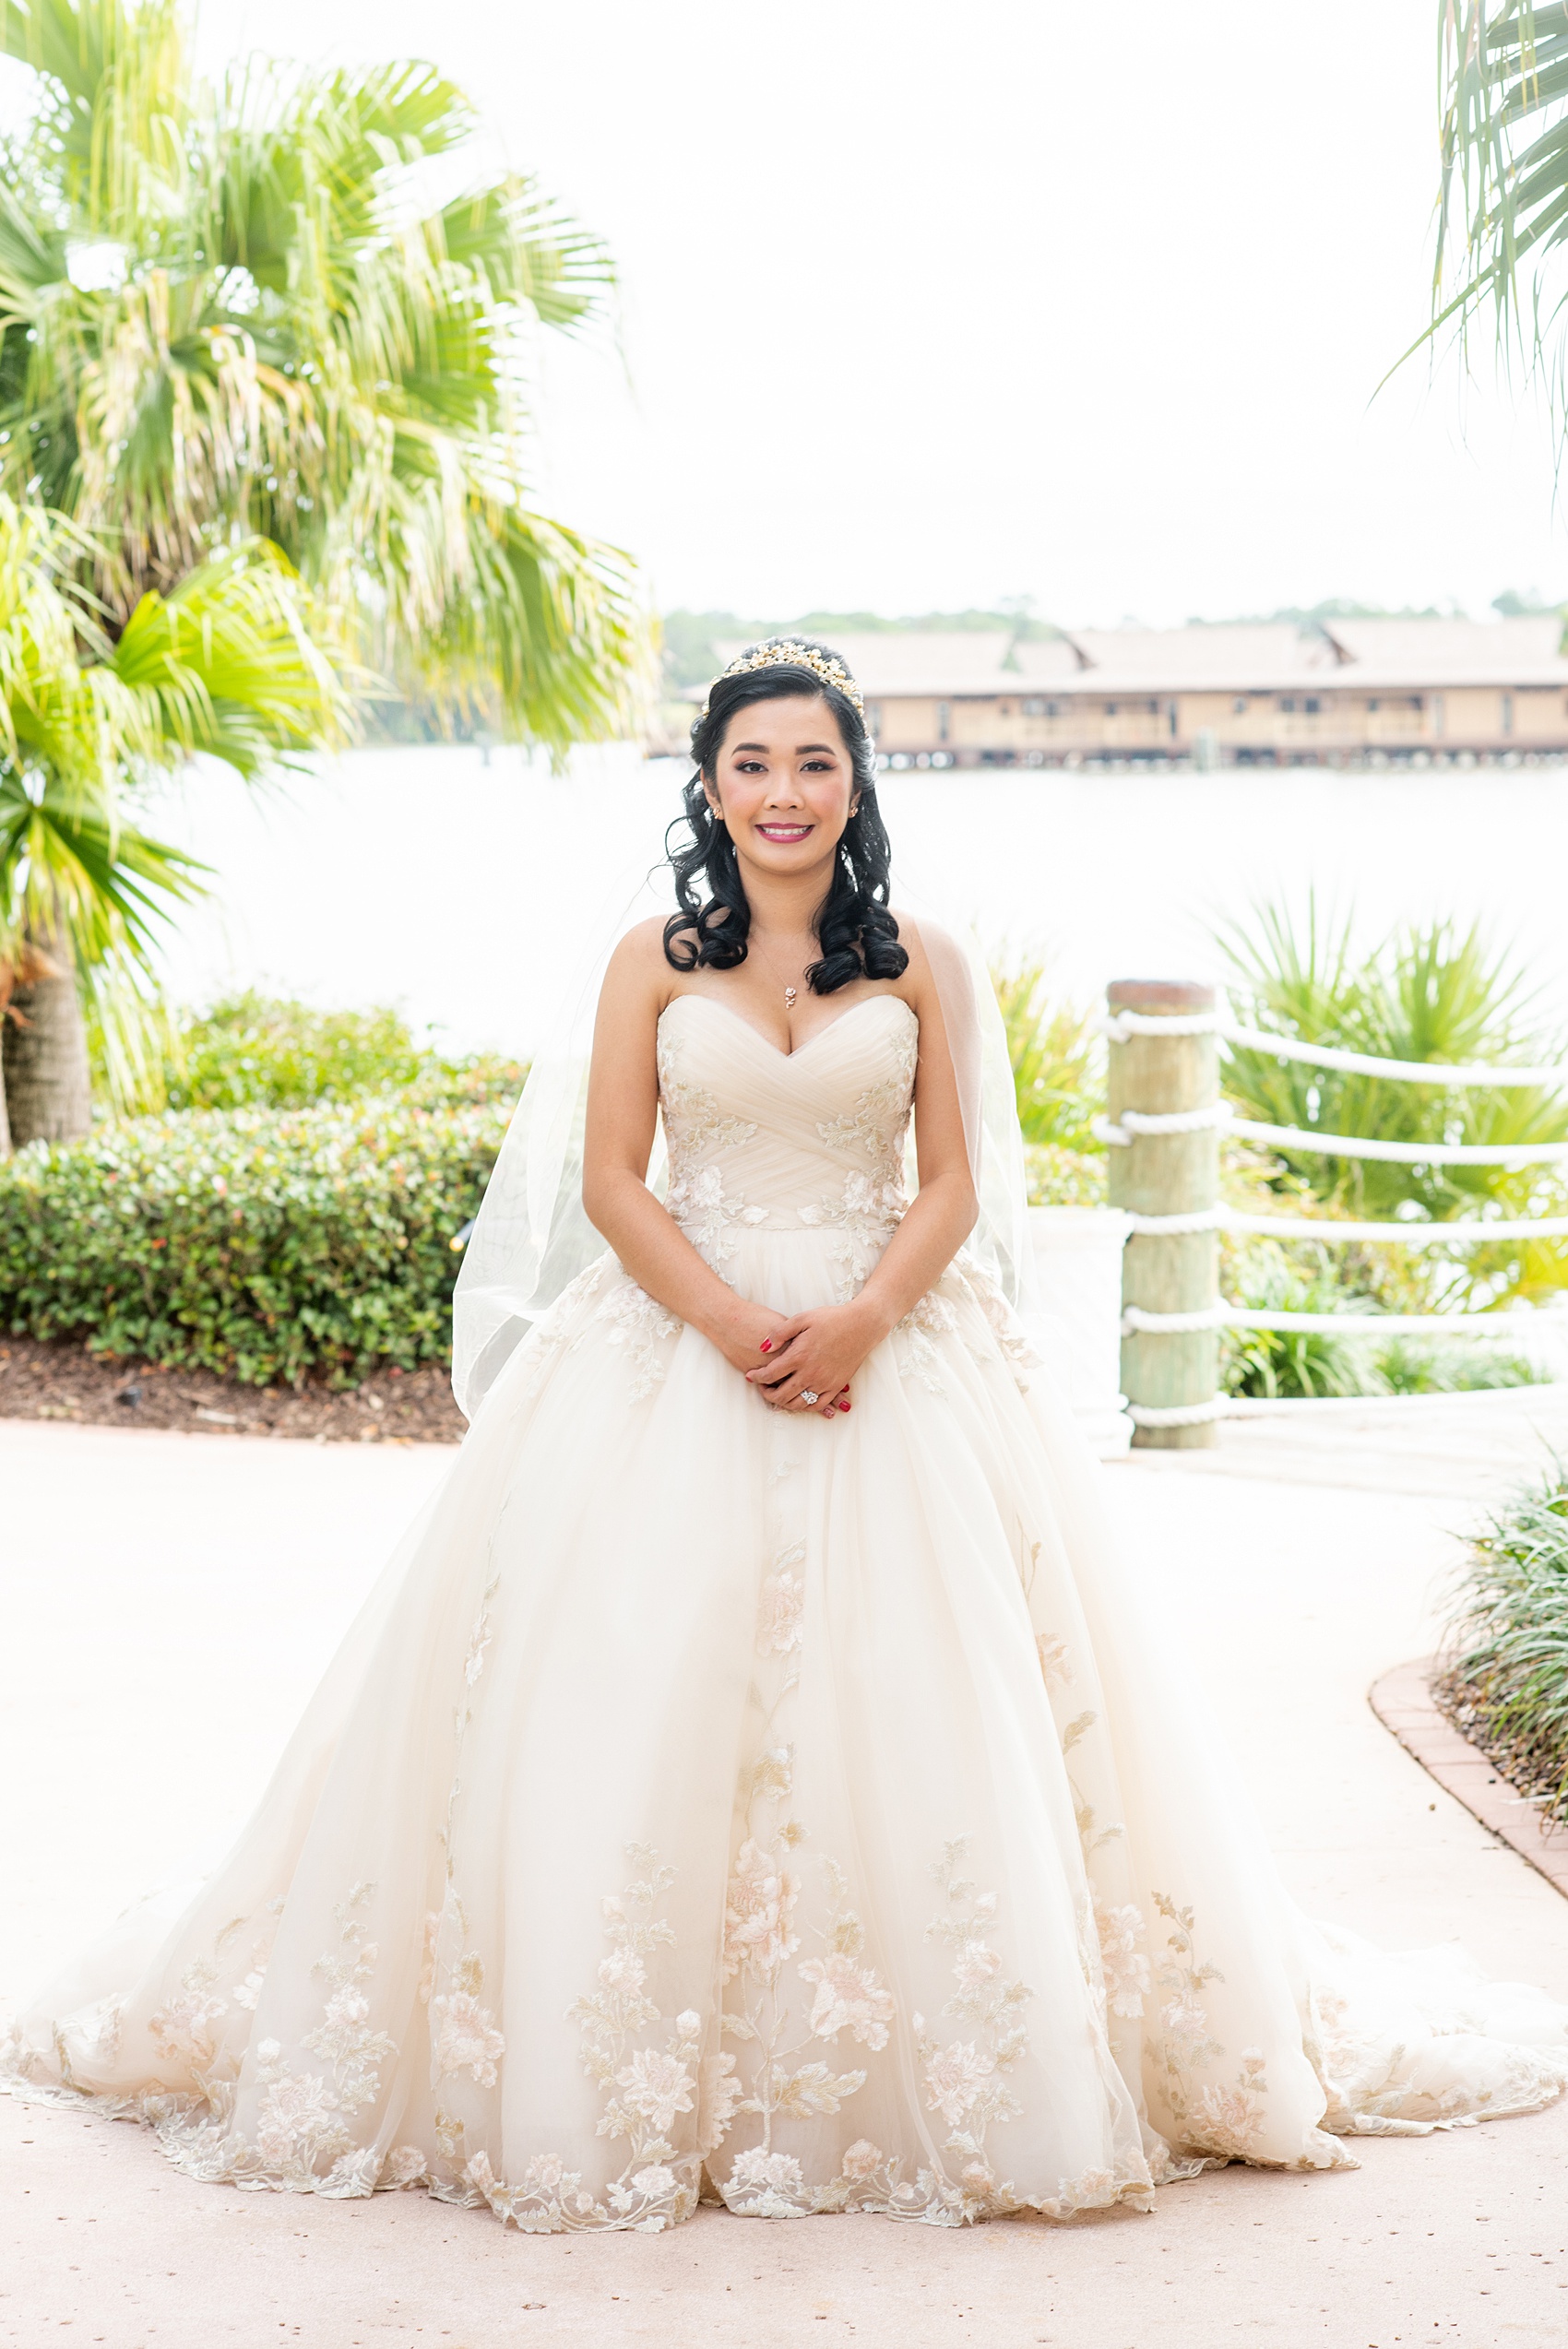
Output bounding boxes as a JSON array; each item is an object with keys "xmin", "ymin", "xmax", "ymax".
[{"xmin": 1099, "ymin": 982, "xmax": 1568, "ymax": 1444}]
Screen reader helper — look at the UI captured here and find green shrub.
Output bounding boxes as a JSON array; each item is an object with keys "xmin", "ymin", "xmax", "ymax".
[
  {"xmin": 166, "ymin": 994, "xmax": 429, "ymax": 1109},
  {"xmin": 0, "ymin": 1094, "xmax": 513, "ymax": 1386},
  {"xmin": 1024, "ymin": 1144, "xmax": 1107, "ymax": 1206},
  {"xmin": 91, "ymin": 990, "xmax": 526, "ymax": 1117}
]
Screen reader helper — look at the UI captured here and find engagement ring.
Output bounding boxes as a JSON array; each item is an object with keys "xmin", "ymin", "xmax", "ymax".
[{"xmin": 800, "ymin": 1389, "xmax": 820, "ymax": 1406}]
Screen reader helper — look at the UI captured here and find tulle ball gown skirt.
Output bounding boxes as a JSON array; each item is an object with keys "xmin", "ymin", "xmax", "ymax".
[{"xmin": 6, "ymin": 993, "xmax": 1567, "ymax": 2229}]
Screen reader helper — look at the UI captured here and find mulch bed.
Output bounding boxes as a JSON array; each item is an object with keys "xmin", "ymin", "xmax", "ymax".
[
  {"xmin": 1431, "ymin": 1663, "xmax": 1568, "ymax": 1825},
  {"xmin": 0, "ymin": 1335, "xmax": 465, "ymax": 1445}
]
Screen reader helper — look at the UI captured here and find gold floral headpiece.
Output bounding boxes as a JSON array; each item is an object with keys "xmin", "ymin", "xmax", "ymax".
[{"xmin": 700, "ymin": 637, "xmax": 864, "ymax": 719}]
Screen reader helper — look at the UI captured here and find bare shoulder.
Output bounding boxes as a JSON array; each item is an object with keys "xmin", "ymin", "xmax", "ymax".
[
  {"xmin": 604, "ymin": 915, "xmax": 673, "ymax": 980},
  {"xmin": 598, "ymin": 916, "xmax": 674, "ymax": 1020},
  {"xmin": 610, "ymin": 913, "xmax": 671, "ymax": 962}
]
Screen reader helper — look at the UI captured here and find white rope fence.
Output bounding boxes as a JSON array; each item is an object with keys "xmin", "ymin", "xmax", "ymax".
[
  {"xmin": 1124, "ymin": 1387, "xmax": 1562, "ymax": 1430},
  {"xmin": 1096, "ymin": 1106, "xmax": 1568, "ymax": 1165},
  {"xmin": 1104, "ymin": 986, "xmax": 1568, "ymax": 1434},
  {"xmin": 1121, "ymin": 1302, "xmax": 1532, "ymax": 1338},
  {"xmin": 1123, "ymin": 1396, "xmax": 1232, "ymax": 1430},
  {"xmin": 1094, "ymin": 1107, "xmax": 1230, "ymax": 1143},
  {"xmin": 1124, "ymin": 1205, "xmax": 1568, "ymax": 1242},
  {"xmin": 1103, "ymin": 1003, "xmax": 1568, "ymax": 1088}
]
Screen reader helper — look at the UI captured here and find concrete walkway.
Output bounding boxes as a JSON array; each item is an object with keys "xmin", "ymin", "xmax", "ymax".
[{"xmin": 4, "ymin": 1403, "xmax": 1568, "ymax": 2348}]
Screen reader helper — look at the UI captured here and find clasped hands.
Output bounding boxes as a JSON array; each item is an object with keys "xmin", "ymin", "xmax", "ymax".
[{"xmin": 720, "ymin": 1298, "xmax": 889, "ymax": 1420}]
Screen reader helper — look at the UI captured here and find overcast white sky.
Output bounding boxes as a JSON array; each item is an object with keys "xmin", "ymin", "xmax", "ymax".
[{"xmin": 180, "ymin": 0, "xmax": 1568, "ymax": 626}]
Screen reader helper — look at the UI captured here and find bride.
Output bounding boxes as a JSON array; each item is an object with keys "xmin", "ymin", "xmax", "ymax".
[{"xmin": 6, "ymin": 637, "xmax": 1567, "ymax": 2232}]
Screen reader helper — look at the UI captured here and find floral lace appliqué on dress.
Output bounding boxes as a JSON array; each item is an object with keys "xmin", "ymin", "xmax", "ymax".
[{"xmin": 458, "ymin": 1850, "xmax": 711, "ymax": 2233}]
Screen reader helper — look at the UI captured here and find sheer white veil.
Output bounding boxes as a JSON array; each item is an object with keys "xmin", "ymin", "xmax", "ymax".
[
  {"xmin": 450, "ymin": 785, "xmax": 1041, "ymax": 1421},
  {"xmin": 450, "ymin": 849, "xmax": 667, "ymax": 1419}
]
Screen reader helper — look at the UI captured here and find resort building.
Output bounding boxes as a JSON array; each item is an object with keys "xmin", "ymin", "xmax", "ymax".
[{"xmin": 686, "ymin": 617, "xmax": 1568, "ymax": 767}]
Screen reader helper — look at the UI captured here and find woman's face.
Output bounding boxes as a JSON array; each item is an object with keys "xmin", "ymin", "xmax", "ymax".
[{"xmin": 704, "ymin": 694, "xmax": 859, "ymax": 884}]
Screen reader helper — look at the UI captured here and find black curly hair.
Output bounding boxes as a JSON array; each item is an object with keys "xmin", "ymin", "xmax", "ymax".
[{"xmin": 663, "ymin": 640, "xmax": 908, "ymax": 996}]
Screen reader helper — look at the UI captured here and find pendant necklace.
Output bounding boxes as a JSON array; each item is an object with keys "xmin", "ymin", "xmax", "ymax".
[{"xmin": 754, "ymin": 936, "xmax": 808, "ymax": 1011}]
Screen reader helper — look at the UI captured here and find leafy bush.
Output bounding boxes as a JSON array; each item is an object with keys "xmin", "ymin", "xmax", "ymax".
[
  {"xmin": 90, "ymin": 991, "xmax": 526, "ymax": 1117},
  {"xmin": 1439, "ymin": 1469, "xmax": 1568, "ymax": 1822},
  {"xmin": 0, "ymin": 1094, "xmax": 513, "ymax": 1386},
  {"xmin": 1024, "ymin": 1144, "xmax": 1108, "ymax": 1207},
  {"xmin": 166, "ymin": 995, "xmax": 430, "ymax": 1109}
]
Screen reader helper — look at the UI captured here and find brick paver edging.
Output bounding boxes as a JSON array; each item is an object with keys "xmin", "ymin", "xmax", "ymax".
[{"xmin": 1369, "ymin": 1655, "xmax": 1568, "ymax": 1900}]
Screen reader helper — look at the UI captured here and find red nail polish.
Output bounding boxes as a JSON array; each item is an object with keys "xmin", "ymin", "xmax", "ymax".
[
  {"xmin": 840, "ymin": 1403, "xmax": 851, "ymax": 1411},
  {"xmin": 759, "ymin": 1338, "xmax": 773, "ymax": 1352}
]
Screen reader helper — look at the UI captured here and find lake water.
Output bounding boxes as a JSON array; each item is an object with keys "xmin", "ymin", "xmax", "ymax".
[{"xmin": 150, "ymin": 746, "xmax": 1568, "ymax": 1053}]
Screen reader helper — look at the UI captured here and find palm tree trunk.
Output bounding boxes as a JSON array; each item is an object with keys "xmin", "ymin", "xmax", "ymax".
[{"xmin": 2, "ymin": 937, "xmax": 92, "ymax": 1147}]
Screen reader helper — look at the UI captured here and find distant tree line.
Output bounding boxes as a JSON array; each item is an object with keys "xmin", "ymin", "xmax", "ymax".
[{"xmin": 660, "ymin": 592, "xmax": 1568, "ymax": 701}]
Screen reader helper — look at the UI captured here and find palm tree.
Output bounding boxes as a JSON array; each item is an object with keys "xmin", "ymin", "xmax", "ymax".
[
  {"xmin": 0, "ymin": 0, "xmax": 644, "ymax": 742},
  {"xmin": 0, "ymin": 496, "xmax": 350, "ymax": 1145},
  {"xmin": 1432, "ymin": 3, "xmax": 1568, "ymax": 376},
  {"xmin": 0, "ymin": 0, "xmax": 644, "ymax": 1142}
]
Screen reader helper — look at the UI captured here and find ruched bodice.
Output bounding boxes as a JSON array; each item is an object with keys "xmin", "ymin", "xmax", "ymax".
[{"xmin": 657, "ymin": 992, "xmax": 918, "ymax": 1263}]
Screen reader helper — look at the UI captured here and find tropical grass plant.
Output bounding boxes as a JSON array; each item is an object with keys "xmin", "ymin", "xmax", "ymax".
[
  {"xmin": 1374, "ymin": 1335, "xmax": 1538, "ymax": 1393},
  {"xmin": 1438, "ymin": 1464, "xmax": 1568, "ymax": 1824},
  {"xmin": 1218, "ymin": 1249, "xmax": 1540, "ymax": 1397},
  {"xmin": 992, "ymin": 957, "xmax": 1108, "ymax": 1208},
  {"xmin": 1215, "ymin": 896, "xmax": 1568, "ymax": 1312},
  {"xmin": 992, "ymin": 957, "xmax": 1103, "ymax": 1147},
  {"xmin": 1219, "ymin": 1244, "xmax": 1370, "ymax": 1399}
]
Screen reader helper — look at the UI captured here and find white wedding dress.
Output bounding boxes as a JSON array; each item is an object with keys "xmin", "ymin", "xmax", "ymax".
[{"xmin": 6, "ymin": 991, "xmax": 1568, "ymax": 2230}]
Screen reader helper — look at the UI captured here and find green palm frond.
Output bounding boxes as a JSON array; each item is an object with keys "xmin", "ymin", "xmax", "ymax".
[
  {"xmin": 110, "ymin": 539, "xmax": 357, "ymax": 773},
  {"xmin": 1432, "ymin": 2, "xmax": 1568, "ymax": 376},
  {"xmin": 1, "ymin": 774, "xmax": 202, "ymax": 1114},
  {"xmin": 0, "ymin": 495, "xmax": 350, "ymax": 785},
  {"xmin": 0, "ymin": 741, "xmax": 208, "ymax": 1121},
  {"xmin": 0, "ymin": 496, "xmax": 339, "ymax": 1038},
  {"xmin": 0, "ymin": 0, "xmax": 177, "ymax": 131},
  {"xmin": 0, "ymin": 764, "xmax": 206, "ymax": 964}
]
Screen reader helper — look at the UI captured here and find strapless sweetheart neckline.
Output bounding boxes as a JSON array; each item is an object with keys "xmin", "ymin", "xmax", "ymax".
[{"xmin": 659, "ymin": 990, "xmax": 917, "ymax": 1062}]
